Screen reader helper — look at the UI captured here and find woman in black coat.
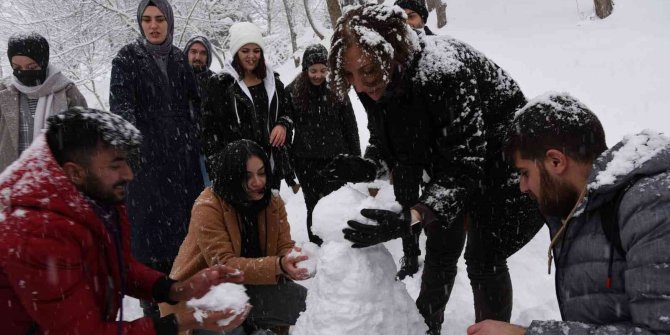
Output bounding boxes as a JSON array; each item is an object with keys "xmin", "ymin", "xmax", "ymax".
[
  {"xmin": 202, "ymin": 22, "xmax": 292, "ymax": 192},
  {"xmin": 287, "ymin": 44, "xmax": 361, "ymax": 245},
  {"xmin": 323, "ymin": 5, "xmax": 544, "ymax": 334},
  {"xmin": 109, "ymin": 0, "xmax": 204, "ymax": 319}
]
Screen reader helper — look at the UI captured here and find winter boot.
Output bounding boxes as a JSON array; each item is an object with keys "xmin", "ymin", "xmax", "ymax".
[{"xmin": 396, "ymin": 253, "xmax": 420, "ymax": 280}]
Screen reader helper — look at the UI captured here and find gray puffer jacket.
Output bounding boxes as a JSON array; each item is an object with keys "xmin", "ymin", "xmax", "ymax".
[{"xmin": 528, "ymin": 130, "xmax": 670, "ymax": 334}]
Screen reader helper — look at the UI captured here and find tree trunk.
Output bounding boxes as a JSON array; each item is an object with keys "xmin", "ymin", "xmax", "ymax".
[
  {"xmin": 326, "ymin": 0, "xmax": 342, "ymax": 28},
  {"xmin": 281, "ymin": 0, "xmax": 300, "ymax": 67},
  {"xmin": 594, "ymin": 0, "xmax": 613, "ymax": 19},
  {"xmin": 426, "ymin": 0, "xmax": 447, "ymax": 28},
  {"xmin": 267, "ymin": 0, "xmax": 273, "ymax": 34},
  {"xmin": 304, "ymin": 0, "xmax": 324, "ymax": 39}
]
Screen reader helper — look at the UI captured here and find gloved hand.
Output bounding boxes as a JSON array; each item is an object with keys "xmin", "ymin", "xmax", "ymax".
[
  {"xmin": 343, "ymin": 209, "xmax": 421, "ymax": 248},
  {"xmin": 319, "ymin": 154, "xmax": 377, "ymax": 183}
]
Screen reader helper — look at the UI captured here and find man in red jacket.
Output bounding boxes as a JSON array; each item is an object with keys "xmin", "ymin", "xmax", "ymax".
[{"xmin": 0, "ymin": 107, "xmax": 249, "ymax": 335}]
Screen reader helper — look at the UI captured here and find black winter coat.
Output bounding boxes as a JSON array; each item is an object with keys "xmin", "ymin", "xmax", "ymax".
[
  {"xmin": 202, "ymin": 65, "xmax": 293, "ymax": 182},
  {"xmin": 286, "ymin": 78, "xmax": 361, "ymax": 159},
  {"xmin": 361, "ymin": 35, "xmax": 543, "ymax": 257},
  {"xmin": 194, "ymin": 69, "xmax": 214, "ymax": 103},
  {"xmin": 109, "ymin": 40, "xmax": 204, "ymax": 265}
]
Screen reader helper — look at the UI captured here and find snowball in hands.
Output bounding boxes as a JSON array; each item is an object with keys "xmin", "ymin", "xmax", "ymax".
[
  {"xmin": 187, "ymin": 283, "xmax": 249, "ymax": 326},
  {"xmin": 289, "ymin": 242, "xmax": 320, "ymax": 277}
]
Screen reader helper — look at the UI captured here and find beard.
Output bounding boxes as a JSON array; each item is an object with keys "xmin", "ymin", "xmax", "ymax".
[
  {"xmin": 536, "ymin": 165, "xmax": 580, "ymax": 219},
  {"xmin": 83, "ymin": 173, "xmax": 128, "ymax": 205},
  {"xmin": 191, "ymin": 62, "xmax": 206, "ymax": 73}
]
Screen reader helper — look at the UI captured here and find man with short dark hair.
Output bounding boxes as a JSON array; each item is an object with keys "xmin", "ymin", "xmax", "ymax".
[
  {"xmin": 395, "ymin": 0, "xmax": 434, "ymax": 35},
  {"xmin": 0, "ymin": 107, "xmax": 248, "ymax": 335},
  {"xmin": 468, "ymin": 92, "xmax": 670, "ymax": 335}
]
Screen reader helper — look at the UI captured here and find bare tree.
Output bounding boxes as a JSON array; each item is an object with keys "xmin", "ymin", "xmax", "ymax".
[
  {"xmin": 304, "ymin": 0, "xmax": 325, "ymax": 39},
  {"xmin": 281, "ymin": 0, "xmax": 301, "ymax": 67},
  {"xmin": 426, "ymin": 0, "xmax": 448, "ymax": 28},
  {"xmin": 326, "ymin": 0, "xmax": 342, "ymax": 28},
  {"xmin": 594, "ymin": 0, "xmax": 614, "ymax": 19}
]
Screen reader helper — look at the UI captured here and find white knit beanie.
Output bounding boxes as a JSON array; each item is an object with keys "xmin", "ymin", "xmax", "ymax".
[{"xmin": 228, "ymin": 22, "xmax": 265, "ymax": 55}]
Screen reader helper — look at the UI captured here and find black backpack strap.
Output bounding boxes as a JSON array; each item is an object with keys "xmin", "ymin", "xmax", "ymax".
[{"xmin": 600, "ymin": 175, "xmax": 643, "ymax": 258}]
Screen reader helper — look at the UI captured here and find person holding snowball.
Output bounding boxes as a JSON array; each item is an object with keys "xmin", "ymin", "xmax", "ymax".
[{"xmin": 162, "ymin": 140, "xmax": 308, "ymax": 335}]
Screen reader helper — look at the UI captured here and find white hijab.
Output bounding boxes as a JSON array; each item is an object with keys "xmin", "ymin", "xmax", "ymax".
[{"xmin": 12, "ymin": 66, "xmax": 73, "ymax": 139}]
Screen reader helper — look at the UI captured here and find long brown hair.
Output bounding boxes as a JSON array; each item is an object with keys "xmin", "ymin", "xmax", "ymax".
[
  {"xmin": 328, "ymin": 4, "xmax": 417, "ymax": 100},
  {"xmin": 290, "ymin": 71, "xmax": 337, "ymax": 113},
  {"xmin": 232, "ymin": 50, "xmax": 268, "ymax": 80}
]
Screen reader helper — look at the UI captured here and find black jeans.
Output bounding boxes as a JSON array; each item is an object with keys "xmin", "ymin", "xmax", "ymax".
[
  {"xmin": 294, "ymin": 157, "xmax": 344, "ymax": 245},
  {"xmin": 416, "ymin": 215, "xmax": 512, "ymax": 334}
]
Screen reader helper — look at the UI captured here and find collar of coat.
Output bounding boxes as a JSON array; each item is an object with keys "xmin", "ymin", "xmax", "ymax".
[{"xmin": 0, "ymin": 135, "xmax": 128, "ymax": 242}]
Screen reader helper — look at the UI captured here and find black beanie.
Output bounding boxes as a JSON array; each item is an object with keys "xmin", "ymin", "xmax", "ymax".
[
  {"xmin": 7, "ymin": 32, "xmax": 50, "ymax": 69},
  {"xmin": 395, "ymin": 0, "xmax": 429, "ymax": 24},
  {"xmin": 301, "ymin": 44, "xmax": 328, "ymax": 72}
]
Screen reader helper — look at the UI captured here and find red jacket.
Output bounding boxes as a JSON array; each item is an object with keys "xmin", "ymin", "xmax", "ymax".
[{"xmin": 0, "ymin": 137, "xmax": 167, "ymax": 335}]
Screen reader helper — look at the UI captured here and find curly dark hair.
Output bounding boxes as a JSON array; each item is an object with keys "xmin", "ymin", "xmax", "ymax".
[
  {"xmin": 290, "ymin": 71, "xmax": 337, "ymax": 113},
  {"xmin": 328, "ymin": 4, "xmax": 417, "ymax": 100}
]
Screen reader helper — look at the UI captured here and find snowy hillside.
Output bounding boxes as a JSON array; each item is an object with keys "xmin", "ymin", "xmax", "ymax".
[{"xmin": 121, "ymin": 0, "xmax": 670, "ymax": 334}]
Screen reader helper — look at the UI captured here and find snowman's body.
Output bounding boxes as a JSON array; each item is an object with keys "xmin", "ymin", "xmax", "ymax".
[{"xmin": 292, "ymin": 181, "xmax": 428, "ymax": 334}]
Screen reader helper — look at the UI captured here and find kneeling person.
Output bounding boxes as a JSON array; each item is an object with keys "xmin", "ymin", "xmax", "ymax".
[
  {"xmin": 163, "ymin": 139, "xmax": 308, "ymax": 335},
  {"xmin": 469, "ymin": 93, "xmax": 670, "ymax": 335},
  {"xmin": 0, "ymin": 107, "xmax": 247, "ymax": 335}
]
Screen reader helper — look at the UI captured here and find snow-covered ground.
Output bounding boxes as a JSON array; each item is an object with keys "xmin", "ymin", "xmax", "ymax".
[{"xmin": 123, "ymin": 0, "xmax": 670, "ymax": 333}]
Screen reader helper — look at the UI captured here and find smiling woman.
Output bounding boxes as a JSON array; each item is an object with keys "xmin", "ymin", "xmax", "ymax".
[
  {"xmin": 326, "ymin": 4, "xmax": 545, "ymax": 334},
  {"xmin": 161, "ymin": 139, "xmax": 308, "ymax": 334},
  {"xmin": 201, "ymin": 22, "xmax": 294, "ymax": 193}
]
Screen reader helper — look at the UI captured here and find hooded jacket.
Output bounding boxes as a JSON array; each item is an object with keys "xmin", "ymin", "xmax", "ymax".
[
  {"xmin": 201, "ymin": 61, "xmax": 293, "ymax": 180},
  {"xmin": 0, "ymin": 137, "xmax": 174, "ymax": 335},
  {"xmin": 360, "ymin": 33, "xmax": 543, "ymax": 257},
  {"xmin": 183, "ymin": 36, "xmax": 214, "ymax": 100},
  {"xmin": 526, "ymin": 130, "xmax": 670, "ymax": 334}
]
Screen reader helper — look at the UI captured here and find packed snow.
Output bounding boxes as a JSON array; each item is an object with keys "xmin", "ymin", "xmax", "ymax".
[
  {"xmin": 289, "ymin": 242, "xmax": 320, "ymax": 277},
  {"xmin": 292, "ymin": 181, "xmax": 428, "ymax": 335},
  {"xmin": 110, "ymin": 0, "xmax": 668, "ymax": 333},
  {"xmin": 186, "ymin": 282, "xmax": 249, "ymax": 327},
  {"xmin": 590, "ymin": 130, "xmax": 670, "ymax": 188}
]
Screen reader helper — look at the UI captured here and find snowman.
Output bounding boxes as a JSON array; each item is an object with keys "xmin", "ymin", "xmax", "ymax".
[{"xmin": 292, "ymin": 181, "xmax": 428, "ymax": 334}]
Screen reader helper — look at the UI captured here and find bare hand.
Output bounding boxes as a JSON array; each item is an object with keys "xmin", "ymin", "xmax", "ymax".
[
  {"xmin": 270, "ymin": 125, "xmax": 286, "ymax": 147},
  {"xmin": 467, "ymin": 320, "xmax": 526, "ymax": 335},
  {"xmin": 281, "ymin": 247, "xmax": 310, "ymax": 281},
  {"xmin": 170, "ymin": 264, "xmax": 245, "ymax": 301},
  {"xmin": 177, "ymin": 304, "xmax": 251, "ymax": 332}
]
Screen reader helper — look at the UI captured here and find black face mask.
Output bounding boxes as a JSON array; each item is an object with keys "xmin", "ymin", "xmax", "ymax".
[{"xmin": 13, "ymin": 68, "xmax": 47, "ymax": 86}]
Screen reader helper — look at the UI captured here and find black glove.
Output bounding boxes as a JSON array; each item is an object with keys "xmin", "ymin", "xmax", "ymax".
[
  {"xmin": 343, "ymin": 209, "xmax": 421, "ymax": 248},
  {"xmin": 319, "ymin": 154, "xmax": 376, "ymax": 183}
]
